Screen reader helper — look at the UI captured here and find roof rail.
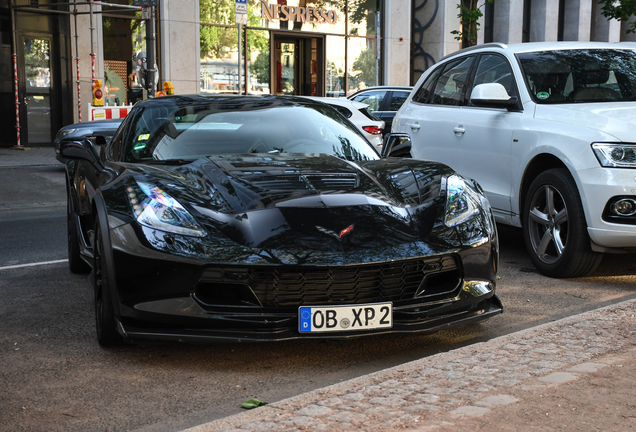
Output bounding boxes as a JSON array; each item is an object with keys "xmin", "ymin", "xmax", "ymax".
[{"xmin": 440, "ymin": 42, "xmax": 508, "ymax": 61}]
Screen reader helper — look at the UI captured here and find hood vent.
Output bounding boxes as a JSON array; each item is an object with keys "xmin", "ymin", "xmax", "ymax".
[{"xmin": 249, "ymin": 173, "xmax": 358, "ymax": 191}]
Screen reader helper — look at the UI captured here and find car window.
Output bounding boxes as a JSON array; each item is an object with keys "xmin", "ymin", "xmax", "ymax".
[
  {"xmin": 517, "ymin": 49, "xmax": 636, "ymax": 103},
  {"xmin": 412, "ymin": 67, "xmax": 442, "ymax": 104},
  {"xmin": 121, "ymin": 100, "xmax": 379, "ymax": 163},
  {"xmin": 351, "ymin": 90, "xmax": 387, "ymax": 111},
  {"xmin": 331, "ymin": 105, "xmax": 352, "ymax": 118},
  {"xmin": 389, "ymin": 91, "xmax": 411, "ymax": 111},
  {"xmin": 431, "ymin": 56, "xmax": 475, "ymax": 106},
  {"xmin": 471, "ymin": 54, "xmax": 516, "ymax": 97}
]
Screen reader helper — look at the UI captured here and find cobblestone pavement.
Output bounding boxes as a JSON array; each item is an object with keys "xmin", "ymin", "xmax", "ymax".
[{"xmin": 184, "ymin": 299, "xmax": 636, "ymax": 432}]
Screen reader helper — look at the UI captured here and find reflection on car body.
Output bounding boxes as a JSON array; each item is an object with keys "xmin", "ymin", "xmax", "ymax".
[{"xmin": 59, "ymin": 94, "xmax": 501, "ymax": 346}]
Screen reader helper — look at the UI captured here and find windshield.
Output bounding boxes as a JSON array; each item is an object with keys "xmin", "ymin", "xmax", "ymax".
[
  {"xmin": 120, "ymin": 97, "xmax": 379, "ymax": 163},
  {"xmin": 517, "ymin": 49, "xmax": 636, "ymax": 103}
]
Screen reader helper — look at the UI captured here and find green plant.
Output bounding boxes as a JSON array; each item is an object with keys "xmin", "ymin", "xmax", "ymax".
[
  {"xmin": 450, "ymin": 0, "xmax": 494, "ymax": 48},
  {"xmin": 598, "ymin": 0, "xmax": 636, "ymax": 33}
]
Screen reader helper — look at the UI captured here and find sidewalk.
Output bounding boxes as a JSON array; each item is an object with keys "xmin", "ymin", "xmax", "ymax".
[
  {"xmin": 184, "ymin": 298, "xmax": 636, "ymax": 432},
  {"xmin": 0, "ymin": 146, "xmax": 59, "ymax": 167}
]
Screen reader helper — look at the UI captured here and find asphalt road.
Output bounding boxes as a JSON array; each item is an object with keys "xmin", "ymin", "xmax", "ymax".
[{"xmin": 1, "ymin": 164, "xmax": 635, "ymax": 432}]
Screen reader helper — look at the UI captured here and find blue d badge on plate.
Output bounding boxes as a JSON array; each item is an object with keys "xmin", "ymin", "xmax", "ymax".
[{"xmin": 299, "ymin": 307, "xmax": 312, "ymax": 332}]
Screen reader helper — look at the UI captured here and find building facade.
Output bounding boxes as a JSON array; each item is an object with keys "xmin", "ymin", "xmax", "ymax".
[{"xmin": 0, "ymin": 0, "xmax": 633, "ymax": 147}]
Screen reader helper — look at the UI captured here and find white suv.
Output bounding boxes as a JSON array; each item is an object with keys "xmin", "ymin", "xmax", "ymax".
[{"xmin": 393, "ymin": 42, "xmax": 636, "ymax": 278}]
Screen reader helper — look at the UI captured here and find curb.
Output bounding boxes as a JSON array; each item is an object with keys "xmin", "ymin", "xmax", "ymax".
[{"xmin": 182, "ymin": 297, "xmax": 636, "ymax": 431}]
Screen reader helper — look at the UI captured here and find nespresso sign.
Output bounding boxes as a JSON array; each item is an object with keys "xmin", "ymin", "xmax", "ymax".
[{"xmin": 261, "ymin": 2, "xmax": 338, "ymax": 25}]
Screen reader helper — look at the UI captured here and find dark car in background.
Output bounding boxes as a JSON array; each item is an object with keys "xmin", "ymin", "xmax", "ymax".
[
  {"xmin": 59, "ymin": 94, "xmax": 501, "ymax": 346},
  {"xmin": 54, "ymin": 119, "xmax": 122, "ymax": 163},
  {"xmin": 348, "ymin": 86, "xmax": 413, "ymax": 135}
]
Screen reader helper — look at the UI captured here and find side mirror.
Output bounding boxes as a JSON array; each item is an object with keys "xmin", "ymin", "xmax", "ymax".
[
  {"xmin": 470, "ymin": 83, "xmax": 517, "ymax": 110},
  {"xmin": 381, "ymin": 133, "xmax": 412, "ymax": 158},
  {"xmin": 58, "ymin": 138, "xmax": 104, "ymax": 171}
]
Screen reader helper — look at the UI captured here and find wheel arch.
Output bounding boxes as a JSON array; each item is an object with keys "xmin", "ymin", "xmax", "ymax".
[
  {"xmin": 92, "ymin": 193, "xmax": 122, "ymax": 318},
  {"xmin": 519, "ymin": 153, "xmax": 570, "ymax": 228}
]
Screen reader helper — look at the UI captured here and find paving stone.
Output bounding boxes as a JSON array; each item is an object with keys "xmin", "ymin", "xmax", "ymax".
[
  {"xmin": 538, "ymin": 372, "xmax": 579, "ymax": 384},
  {"xmin": 317, "ymin": 397, "xmax": 343, "ymax": 407},
  {"xmin": 295, "ymin": 405, "xmax": 332, "ymax": 417},
  {"xmin": 473, "ymin": 394, "xmax": 519, "ymax": 407},
  {"xmin": 368, "ymin": 396, "xmax": 407, "ymax": 406},
  {"xmin": 450, "ymin": 406, "xmax": 491, "ymax": 418},
  {"xmin": 326, "ymin": 411, "xmax": 367, "ymax": 423}
]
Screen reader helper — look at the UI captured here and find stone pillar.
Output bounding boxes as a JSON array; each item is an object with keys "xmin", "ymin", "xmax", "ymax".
[
  {"xmin": 159, "ymin": 0, "xmax": 200, "ymax": 94},
  {"xmin": 384, "ymin": 0, "xmax": 411, "ymax": 86},
  {"xmin": 529, "ymin": 0, "xmax": 559, "ymax": 41},
  {"xmin": 592, "ymin": 0, "xmax": 621, "ymax": 42},
  {"xmin": 493, "ymin": 0, "xmax": 524, "ymax": 44},
  {"xmin": 562, "ymin": 0, "xmax": 592, "ymax": 41},
  {"xmin": 621, "ymin": 16, "xmax": 636, "ymax": 42},
  {"xmin": 70, "ymin": 2, "xmax": 103, "ymax": 123},
  {"xmin": 412, "ymin": 0, "xmax": 461, "ymax": 82}
]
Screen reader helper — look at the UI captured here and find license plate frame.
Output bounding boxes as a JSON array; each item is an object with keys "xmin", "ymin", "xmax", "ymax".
[{"xmin": 298, "ymin": 302, "xmax": 393, "ymax": 334}]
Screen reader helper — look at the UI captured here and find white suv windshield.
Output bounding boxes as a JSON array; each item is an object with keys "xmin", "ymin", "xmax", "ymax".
[{"xmin": 517, "ymin": 49, "xmax": 636, "ymax": 103}]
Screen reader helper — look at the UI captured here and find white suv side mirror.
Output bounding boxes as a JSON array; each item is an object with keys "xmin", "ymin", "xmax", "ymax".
[{"xmin": 470, "ymin": 83, "xmax": 517, "ymax": 110}]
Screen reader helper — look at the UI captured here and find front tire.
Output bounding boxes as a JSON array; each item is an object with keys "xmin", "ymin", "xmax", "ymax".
[
  {"xmin": 522, "ymin": 169, "xmax": 602, "ymax": 278},
  {"xmin": 94, "ymin": 218, "xmax": 123, "ymax": 346}
]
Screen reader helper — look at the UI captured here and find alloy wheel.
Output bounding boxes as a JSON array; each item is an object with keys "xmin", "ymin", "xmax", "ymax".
[{"xmin": 527, "ymin": 184, "xmax": 569, "ymax": 265}]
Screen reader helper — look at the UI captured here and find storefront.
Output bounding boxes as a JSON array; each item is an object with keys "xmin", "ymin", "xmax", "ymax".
[
  {"xmin": 200, "ymin": 0, "xmax": 383, "ymax": 97},
  {"xmin": 0, "ymin": 0, "xmax": 73, "ymax": 147}
]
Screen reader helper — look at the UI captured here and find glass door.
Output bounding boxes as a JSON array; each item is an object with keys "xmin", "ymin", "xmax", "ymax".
[
  {"xmin": 273, "ymin": 35, "xmax": 324, "ymax": 96},
  {"xmin": 22, "ymin": 36, "xmax": 53, "ymax": 144},
  {"xmin": 275, "ymin": 40, "xmax": 297, "ymax": 95}
]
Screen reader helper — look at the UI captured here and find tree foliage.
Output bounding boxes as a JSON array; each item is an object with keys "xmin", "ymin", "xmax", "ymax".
[
  {"xmin": 351, "ymin": 48, "xmax": 376, "ymax": 85},
  {"xmin": 598, "ymin": 0, "xmax": 636, "ymax": 33},
  {"xmin": 199, "ymin": 0, "xmax": 268, "ymax": 59},
  {"xmin": 451, "ymin": 0, "xmax": 494, "ymax": 48}
]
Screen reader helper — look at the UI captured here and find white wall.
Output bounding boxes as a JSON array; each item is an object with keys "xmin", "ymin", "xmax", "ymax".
[
  {"xmin": 71, "ymin": 2, "xmax": 103, "ymax": 123},
  {"xmin": 159, "ymin": 0, "xmax": 200, "ymax": 94},
  {"xmin": 384, "ymin": 0, "xmax": 411, "ymax": 86}
]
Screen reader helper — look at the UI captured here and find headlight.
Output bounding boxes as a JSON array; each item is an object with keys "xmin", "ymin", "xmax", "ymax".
[
  {"xmin": 444, "ymin": 175, "xmax": 481, "ymax": 227},
  {"xmin": 592, "ymin": 143, "xmax": 636, "ymax": 168},
  {"xmin": 126, "ymin": 181, "xmax": 207, "ymax": 237},
  {"xmin": 56, "ymin": 128, "xmax": 76, "ymax": 140}
]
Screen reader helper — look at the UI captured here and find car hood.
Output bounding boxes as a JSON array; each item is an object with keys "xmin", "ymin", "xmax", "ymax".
[
  {"xmin": 534, "ymin": 102, "xmax": 636, "ymax": 141},
  {"xmin": 111, "ymin": 154, "xmax": 470, "ymax": 264}
]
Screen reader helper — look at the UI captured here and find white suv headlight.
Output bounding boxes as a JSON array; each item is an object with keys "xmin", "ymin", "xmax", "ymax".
[
  {"xmin": 126, "ymin": 181, "xmax": 207, "ymax": 237},
  {"xmin": 592, "ymin": 143, "xmax": 636, "ymax": 168},
  {"xmin": 444, "ymin": 175, "xmax": 481, "ymax": 227}
]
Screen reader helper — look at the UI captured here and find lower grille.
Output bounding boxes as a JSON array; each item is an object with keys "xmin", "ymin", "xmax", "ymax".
[{"xmin": 197, "ymin": 256, "xmax": 461, "ymax": 308}]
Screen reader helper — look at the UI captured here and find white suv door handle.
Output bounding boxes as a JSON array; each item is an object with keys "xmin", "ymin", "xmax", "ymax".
[
  {"xmin": 410, "ymin": 123, "xmax": 421, "ymax": 131},
  {"xmin": 453, "ymin": 126, "xmax": 466, "ymax": 136}
]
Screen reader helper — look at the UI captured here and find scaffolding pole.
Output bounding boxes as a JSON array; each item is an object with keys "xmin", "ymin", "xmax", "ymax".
[
  {"xmin": 11, "ymin": 1, "xmax": 142, "ymax": 130},
  {"xmin": 73, "ymin": 0, "xmax": 81, "ymax": 122},
  {"xmin": 10, "ymin": 1, "xmax": 23, "ymax": 149}
]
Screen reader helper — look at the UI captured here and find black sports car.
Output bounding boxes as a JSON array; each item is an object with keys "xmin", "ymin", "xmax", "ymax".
[{"xmin": 59, "ymin": 94, "xmax": 502, "ymax": 346}]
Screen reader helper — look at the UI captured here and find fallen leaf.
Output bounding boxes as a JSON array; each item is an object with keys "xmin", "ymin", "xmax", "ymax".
[{"xmin": 240, "ymin": 398, "xmax": 268, "ymax": 409}]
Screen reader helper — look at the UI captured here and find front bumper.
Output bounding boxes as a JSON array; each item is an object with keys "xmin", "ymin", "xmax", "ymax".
[
  {"xmin": 115, "ymin": 287, "xmax": 502, "ymax": 343},
  {"xmin": 578, "ymin": 166, "xmax": 636, "ymax": 248},
  {"xmin": 106, "ymin": 218, "xmax": 499, "ymax": 343}
]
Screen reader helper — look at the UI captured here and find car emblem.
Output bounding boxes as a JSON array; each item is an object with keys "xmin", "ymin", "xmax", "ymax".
[
  {"xmin": 339, "ymin": 224, "xmax": 354, "ymax": 238},
  {"xmin": 316, "ymin": 224, "xmax": 354, "ymax": 241}
]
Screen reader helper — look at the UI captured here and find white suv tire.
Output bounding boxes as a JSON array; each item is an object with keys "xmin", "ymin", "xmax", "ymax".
[{"xmin": 522, "ymin": 168, "xmax": 603, "ymax": 278}]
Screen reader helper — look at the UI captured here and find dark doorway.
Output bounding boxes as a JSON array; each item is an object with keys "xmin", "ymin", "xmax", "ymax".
[
  {"xmin": 272, "ymin": 34, "xmax": 324, "ymax": 96},
  {"xmin": 20, "ymin": 35, "xmax": 55, "ymax": 144}
]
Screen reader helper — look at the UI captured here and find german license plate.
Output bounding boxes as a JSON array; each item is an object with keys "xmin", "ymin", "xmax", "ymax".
[{"xmin": 298, "ymin": 302, "xmax": 392, "ymax": 333}]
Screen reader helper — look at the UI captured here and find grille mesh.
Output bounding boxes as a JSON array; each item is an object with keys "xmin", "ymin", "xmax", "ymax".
[
  {"xmin": 249, "ymin": 174, "xmax": 358, "ymax": 191},
  {"xmin": 199, "ymin": 256, "xmax": 460, "ymax": 308}
]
